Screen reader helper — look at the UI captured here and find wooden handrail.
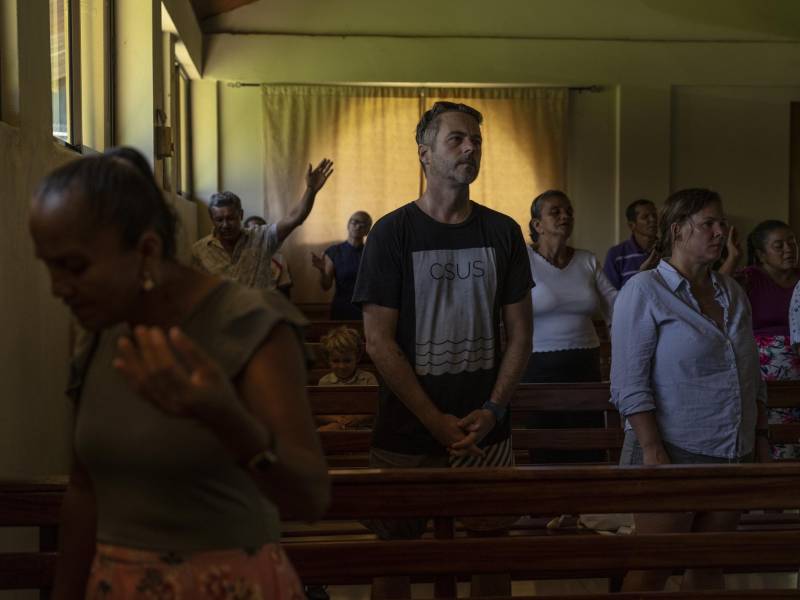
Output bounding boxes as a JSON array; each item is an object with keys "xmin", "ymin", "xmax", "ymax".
[
  {"xmin": 306, "ymin": 381, "xmax": 800, "ymax": 414},
  {"xmin": 310, "ymin": 464, "xmax": 800, "ymax": 520},
  {"xmin": 3, "ymin": 465, "xmax": 799, "ymax": 522},
  {"xmin": 318, "ymin": 428, "xmax": 624, "ymax": 454},
  {"xmin": 286, "ymin": 531, "xmax": 800, "ymax": 582}
]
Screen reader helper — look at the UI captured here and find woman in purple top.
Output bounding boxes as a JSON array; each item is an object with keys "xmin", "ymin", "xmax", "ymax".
[
  {"xmin": 736, "ymin": 220, "xmax": 800, "ymax": 458},
  {"xmin": 311, "ymin": 211, "xmax": 372, "ymax": 320}
]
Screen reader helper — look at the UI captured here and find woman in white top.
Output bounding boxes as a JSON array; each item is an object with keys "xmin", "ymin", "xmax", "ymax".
[
  {"xmin": 522, "ymin": 190, "xmax": 617, "ymax": 461},
  {"xmin": 523, "ymin": 190, "xmax": 617, "ymax": 382}
]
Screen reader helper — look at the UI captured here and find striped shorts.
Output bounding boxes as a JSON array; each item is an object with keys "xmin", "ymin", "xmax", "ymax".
[{"xmin": 364, "ymin": 437, "xmax": 516, "ymax": 538}]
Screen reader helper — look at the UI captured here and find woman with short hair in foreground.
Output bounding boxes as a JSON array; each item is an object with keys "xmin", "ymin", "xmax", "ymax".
[{"xmin": 31, "ymin": 147, "xmax": 329, "ymax": 599}]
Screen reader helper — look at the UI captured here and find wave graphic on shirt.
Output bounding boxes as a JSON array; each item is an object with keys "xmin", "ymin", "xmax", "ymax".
[
  {"xmin": 415, "ymin": 337, "xmax": 496, "ymax": 372},
  {"xmin": 412, "ymin": 247, "xmax": 498, "ymax": 377}
]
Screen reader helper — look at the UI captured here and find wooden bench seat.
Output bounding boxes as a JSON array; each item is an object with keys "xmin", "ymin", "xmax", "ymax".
[{"xmin": 3, "ymin": 465, "xmax": 800, "ymax": 594}]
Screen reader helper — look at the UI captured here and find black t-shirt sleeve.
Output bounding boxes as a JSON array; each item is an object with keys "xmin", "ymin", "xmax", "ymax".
[
  {"xmin": 351, "ymin": 214, "xmax": 403, "ymax": 309},
  {"xmin": 501, "ymin": 221, "xmax": 534, "ymax": 305}
]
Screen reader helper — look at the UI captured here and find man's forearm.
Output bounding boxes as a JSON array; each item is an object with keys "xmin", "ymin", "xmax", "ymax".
[
  {"xmin": 368, "ymin": 337, "xmax": 441, "ymax": 428},
  {"xmin": 277, "ymin": 187, "xmax": 316, "ymax": 242},
  {"xmin": 319, "ymin": 267, "xmax": 334, "ymax": 291},
  {"xmin": 489, "ymin": 331, "xmax": 531, "ymax": 408}
]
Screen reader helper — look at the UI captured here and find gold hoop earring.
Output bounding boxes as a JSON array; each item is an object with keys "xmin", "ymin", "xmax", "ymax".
[{"xmin": 141, "ymin": 272, "xmax": 155, "ymax": 292}]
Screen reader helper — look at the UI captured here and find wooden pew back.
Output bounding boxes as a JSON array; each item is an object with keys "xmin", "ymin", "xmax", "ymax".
[
  {"xmin": 4, "ymin": 466, "xmax": 800, "ymax": 595},
  {"xmin": 283, "ymin": 464, "xmax": 800, "ymax": 593},
  {"xmin": 308, "ymin": 382, "xmax": 800, "ymax": 466}
]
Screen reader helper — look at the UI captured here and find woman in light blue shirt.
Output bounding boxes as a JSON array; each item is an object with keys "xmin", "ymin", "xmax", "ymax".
[{"xmin": 611, "ymin": 188, "xmax": 769, "ymax": 592}]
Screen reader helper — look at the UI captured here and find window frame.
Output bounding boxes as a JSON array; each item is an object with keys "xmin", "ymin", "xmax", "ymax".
[
  {"xmin": 176, "ymin": 63, "xmax": 192, "ymax": 199},
  {"xmin": 50, "ymin": 0, "xmax": 114, "ymax": 153}
]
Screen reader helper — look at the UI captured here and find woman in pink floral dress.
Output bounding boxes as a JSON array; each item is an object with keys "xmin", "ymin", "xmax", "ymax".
[{"xmin": 737, "ymin": 220, "xmax": 800, "ymax": 458}]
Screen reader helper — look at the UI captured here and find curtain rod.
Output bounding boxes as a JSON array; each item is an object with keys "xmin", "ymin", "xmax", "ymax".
[{"xmin": 225, "ymin": 82, "xmax": 604, "ymax": 92}]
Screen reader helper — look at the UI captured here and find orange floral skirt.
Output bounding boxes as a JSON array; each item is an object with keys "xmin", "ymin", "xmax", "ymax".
[{"xmin": 86, "ymin": 542, "xmax": 305, "ymax": 600}]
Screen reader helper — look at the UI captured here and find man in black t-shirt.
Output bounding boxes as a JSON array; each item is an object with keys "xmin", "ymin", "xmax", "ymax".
[{"xmin": 352, "ymin": 101, "xmax": 533, "ymax": 598}]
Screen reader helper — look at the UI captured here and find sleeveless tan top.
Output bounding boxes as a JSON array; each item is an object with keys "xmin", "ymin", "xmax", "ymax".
[{"xmin": 70, "ymin": 282, "xmax": 307, "ymax": 552}]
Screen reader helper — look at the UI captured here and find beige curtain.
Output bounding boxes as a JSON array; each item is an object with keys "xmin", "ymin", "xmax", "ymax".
[{"xmin": 262, "ymin": 84, "xmax": 567, "ymax": 303}]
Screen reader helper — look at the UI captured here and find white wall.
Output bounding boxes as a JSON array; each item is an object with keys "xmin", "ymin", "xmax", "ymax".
[
  {"xmin": 0, "ymin": 0, "xmax": 200, "ymax": 481},
  {"xmin": 1, "ymin": 0, "xmax": 75, "ymax": 481},
  {"xmin": 672, "ymin": 86, "xmax": 800, "ymax": 243},
  {"xmin": 567, "ymin": 88, "xmax": 617, "ymax": 257},
  {"xmin": 0, "ymin": 3, "xmax": 78, "ymax": 593},
  {"xmin": 219, "ymin": 84, "xmax": 264, "ymax": 221}
]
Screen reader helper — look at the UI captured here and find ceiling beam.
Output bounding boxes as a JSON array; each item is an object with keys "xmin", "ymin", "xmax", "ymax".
[{"xmin": 191, "ymin": 0, "xmax": 258, "ymax": 20}]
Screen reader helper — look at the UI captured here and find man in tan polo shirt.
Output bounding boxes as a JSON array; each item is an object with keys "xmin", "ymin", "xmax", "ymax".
[{"xmin": 192, "ymin": 158, "xmax": 334, "ymax": 288}]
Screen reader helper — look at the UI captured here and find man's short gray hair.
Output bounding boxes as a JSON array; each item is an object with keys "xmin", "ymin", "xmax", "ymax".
[
  {"xmin": 208, "ymin": 191, "xmax": 242, "ymax": 213},
  {"xmin": 415, "ymin": 101, "xmax": 483, "ymax": 147}
]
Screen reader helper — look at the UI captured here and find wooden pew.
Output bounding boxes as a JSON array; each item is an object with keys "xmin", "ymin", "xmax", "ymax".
[
  {"xmin": 4, "ymin": 466, "xmax": 800, "ymax": 597},
  {"xmin": 282, "ymin": 464, "xmax": 800, "ymax": 597},
  {"xmin": 0, "ymin": 477, "xmax": 63, "ymax": 594},
  {"xmin": 308, "ymin": 382, "xmax": 800, "ymax": 465},
  {"xmin": 308, "ymin": 383, "xmax": 620, "ymax": 467},
  {"xmin": 297, "ymin": 302, "xmax": 331, "ymax": 320}
]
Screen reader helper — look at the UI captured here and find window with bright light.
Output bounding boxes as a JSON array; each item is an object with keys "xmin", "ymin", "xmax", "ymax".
[
  {"xmin": 177, "ymin": 66, "xmax": 192, "ymax": 197},
  {"xmin": 49, "ymin": 0, "xmax": 72, "ymax": 143},
  {"xmin": 79, "ymin": 0, "xmax": 109, "ymax": 151},
  {"xmin": 49, "ymin": 0, "xmax": 111, "ymax": 150}
]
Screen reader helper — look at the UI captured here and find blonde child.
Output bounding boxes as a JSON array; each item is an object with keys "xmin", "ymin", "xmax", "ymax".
[
  {"xmin": 317, "ymin": 326, "xmax": 377, "ymax": 430},
  {"xmin": 318, "ymin": 326, "xmax": 377, "ymax": 386}
]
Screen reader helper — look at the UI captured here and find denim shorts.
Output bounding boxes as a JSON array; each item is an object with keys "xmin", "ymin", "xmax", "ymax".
[{"xmin": 620, "ymin": 430, "xmax": 753, "ymax": 465}]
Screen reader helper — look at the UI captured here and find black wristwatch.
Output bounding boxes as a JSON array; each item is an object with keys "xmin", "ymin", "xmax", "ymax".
[{"xmin": 481, "ymin": 400, "xmax": 507, "ymax": 422}]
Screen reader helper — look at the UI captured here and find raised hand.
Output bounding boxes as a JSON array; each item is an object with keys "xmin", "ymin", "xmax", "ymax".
[
  {"xmin": 311, "ymin": 251, "xmax": 326, "ymax": 273},
  {"xmin": 306, "ymin": 158, "xmax": 334, "ymax": 194},
  {"xmin": 726, "ymin": 225, "xmax": 742, "ymax": 264},
  {"xmin": 113, "ymin": 326, "xmax": 238, "ymax": 422}
]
